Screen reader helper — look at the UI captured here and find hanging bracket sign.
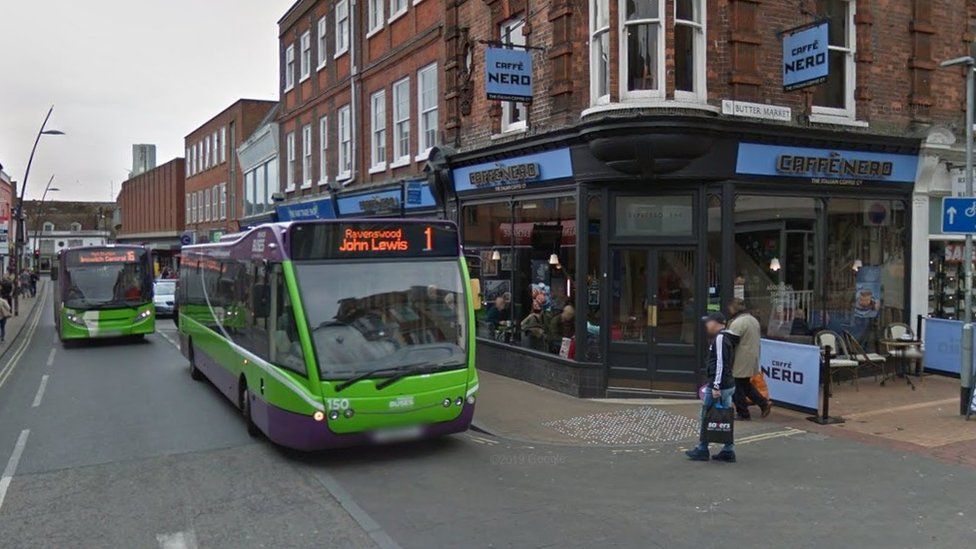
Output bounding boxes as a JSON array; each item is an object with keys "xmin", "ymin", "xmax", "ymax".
[
  {"xmin": 782, "ymin": 20, "xmax": 830, "ymax": 92},
  {"xmin": 485, "ymin": 47, "xmax": 533, "ymax": 103}
]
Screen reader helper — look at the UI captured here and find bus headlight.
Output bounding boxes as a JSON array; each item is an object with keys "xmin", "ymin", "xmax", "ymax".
[
  {"xmin": 343, "ymin": 408, "xmax": 355, "ymax": 418},
  {"xmin": 328, "ymin": 410, "xmax": 340, "ymax": 421},
  {"xmin": 455, "ymin": 397, "xmax": 463, "ymax": 407},
  {"xmin": 313, "ymin": 411, "xmax": 325, "ymax": 422},
  {"xmin": 442, "ymin": 398, "xmax": 452, "ymax": 408},
  {"xmin": 466, "ymin": 395, "xmax": 476, "ymax": 405},
  {"xmin": 65, "ymin": 313, "xmax": 83, "ymax": 325},
  {"xmin": 136, "ymin": 309, "xmax": 152, "ymax": 321}
]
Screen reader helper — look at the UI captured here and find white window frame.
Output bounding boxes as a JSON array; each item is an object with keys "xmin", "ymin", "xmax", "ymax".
[
  {"xmin": 389, "ymin": 0, "xmax": 408, "ymax": 23},
  {"xmin": 220, "ymin": 127, "xmax": 227, "ymax": 163},
  {"xmin": 391, "ymin": 78, "xmax": 411, "ymax": 167},
  {"xmin": 370, "ymin": 90, "xmax": 387, "ymax": 172},
  {"xmin": 673, "ymin": 0, "xmax": 706, "ymax": 102},
  {"xmin": 617, "ymin": 0, "xmax": 665, "ymax": 102},
  {"xmin": 417, "ymin": 63, "xmax": 438, "ymax": 160},
  {"xmin": 220, "ymin": 183, "xmax": 227, "ymax": 220},
  {"xmin": 190, "ymin": 193, "xmax": 196, "ymax": 223},
  {"xmin": 212, "ymin": 131, "xmax": 219, "ymax": 165},
  {"xmin": 286, "ymin": 132, "xmax": 296, "ymax": 191},
  {"xmin": 185, "ymin": 193, "xmax": 191, "ymax": 224},
  {"xmin": 319, "ymin": 116, "xmax": 329, "ymax": 184},
  {"xmin": 300, "ymin": 31, "xmax": 312, "ymax": 82},
  {"xmin": 302, "ymin": 123, "xmax": 313, "ymax": 188},
  {"xmin": 204, "ymin": 188, "xmax": 211, "ymax": 221},
  {"xmin": 589, "ymin": 0, "xmax": 611, "ymax": 106},
  {"xmin": 317, "ymin": 17, "xmax": 328, "ymax": 69},
  {"xmin": 812, "ymin": 0, "xmax": 857, "ymax": 122},
  {"xmin": 368, "ymin": 0, "xmax": 384, "ymax": 35},
  {"xmin": 285, "ymin": 44, "xmax": 296, "ymax": 91},
  {"xmin": 338, "ymin": 105, "xmax": 352, "ymax": 181},
  {"xmin": 335, "ymin": 0, "xmax": 350, "ymax": 58},
  {"xmin": 203, "ymin": 136, "xmax": 210, "ymax": 169},
  {"xmin": 499, "ymin": 17, "xmax": 528, "ymax": 133},
  {"xmin": 185, "ymin": 148, "xmax": 191, "ymax": 176}
]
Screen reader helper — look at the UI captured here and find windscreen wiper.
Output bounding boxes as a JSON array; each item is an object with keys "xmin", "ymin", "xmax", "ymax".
[
  {"xmin": 375, "ymin": 360, "xmax": 466, "ymax": 391},
  {"xmin": 334, "ymin": 362, "xmax": 426, "ymax": 393}
]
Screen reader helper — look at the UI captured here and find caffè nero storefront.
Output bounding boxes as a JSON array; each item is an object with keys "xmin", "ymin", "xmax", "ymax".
[{"xmin": 440, "ymin": 117, "xmax": 919, "ymax": 398}]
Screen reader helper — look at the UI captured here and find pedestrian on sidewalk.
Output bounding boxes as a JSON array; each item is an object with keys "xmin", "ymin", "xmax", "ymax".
[
  {"xmin": 19, "ymin": 269, "xmax": 30, "ymax": 299},
  {"xmin": 29, "ymin": 269, "xmax": 38, "ymax": 297},
  {"xmin": 0, "ymin": 272, "xmax": 12, "ymax": 307},
  {"xmin": 727, "ymin": 299, "xmax": 772, "ymax": 420},
  {"xmin": 0, "ymin": 294, "xmax": 12, "ymax": 342},
  {"xmin": 686, "ymin": 313, "xmax": 739, "ymax": 463}
]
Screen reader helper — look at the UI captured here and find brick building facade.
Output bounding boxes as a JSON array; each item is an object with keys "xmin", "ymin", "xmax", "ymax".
[
  {"xmin": 275, "ymin": 0, "xmax": 444, "ymax": 218},
  {"xmin": 434, "ymin": 0, "xmax": 975, "ymax": 398},
  {"xmin": 116, "ymin": 158, "xmax": 186, "ymax": 272},
  {"xmin": 184, "ymin": 99, "xmax": 276, "ymax": 242}
]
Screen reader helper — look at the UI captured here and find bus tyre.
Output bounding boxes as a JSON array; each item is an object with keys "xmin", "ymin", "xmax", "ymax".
[
  {"xmin": 188, "ymin": 342, "xmax": 204, "ymax": 381},
  {"xmin": 241, "ymin": 386, "xmax": 261, "ymax": 437}
]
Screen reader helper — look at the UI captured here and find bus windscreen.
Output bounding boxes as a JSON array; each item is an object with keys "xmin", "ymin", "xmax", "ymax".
[
  {"xmin": 62, "ymin": 249, "xmax": 150, "ymax": 309},
  {"xmin": 289, "ymin": 222, "xmax": 459, "ymax": 260}
]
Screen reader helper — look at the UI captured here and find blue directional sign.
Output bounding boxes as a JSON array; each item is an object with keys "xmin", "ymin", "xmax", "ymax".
[{"xmin": 942, "ymin": 197, "xmax": 976, "ymax": 234}]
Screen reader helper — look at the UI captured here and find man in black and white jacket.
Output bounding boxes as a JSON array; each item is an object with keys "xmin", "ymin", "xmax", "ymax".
[{"xmin": 686, "ymin": 313, "xmax": 739, "ymax": 463}]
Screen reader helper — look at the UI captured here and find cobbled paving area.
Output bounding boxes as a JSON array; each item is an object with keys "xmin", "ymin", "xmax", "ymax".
[{"xmin": 542, "ymin": 407, "xmax": 701, "ymax": 445}]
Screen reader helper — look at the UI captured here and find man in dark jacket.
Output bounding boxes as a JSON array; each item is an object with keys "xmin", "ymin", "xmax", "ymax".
[{"xmin": 686, "ymin": 312, "xmax": 739, "ymax": 463}]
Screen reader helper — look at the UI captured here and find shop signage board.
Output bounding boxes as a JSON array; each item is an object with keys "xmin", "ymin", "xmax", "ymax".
[
  {"xmin": 276, "ymin": 196, "xmax": 337, "ymax": 221},
  {"xmin": 452, "ymin": 148, "xmax": 573, "ymax": 194},
  {"xmin": 759, "ymin": 339, "xmax": 821, "ymax": 413},
  {"xmin": 337, "ymin": 188, "xmax": 402, "ymax": 217},
  {"xmin": 485, "ymin": 47, "xmax": 533, "ymax": 103},
  {"xmin": 922, "ymin": 318, "xmax": 963, "ymax": 375},
  {"xmin": 941, "ymin": 197, "xmax": 976, "ymax": 234},
  {"xmin": 782, "ymin": 20, "xmax": 829, "ymax": 91},
  {"xmin": 736, "ymin": 143, "xmax": 919, "ymax": 184},
  {"xmin": 721, "ymin": 100, "xmax": 792, "ymax": 122}
]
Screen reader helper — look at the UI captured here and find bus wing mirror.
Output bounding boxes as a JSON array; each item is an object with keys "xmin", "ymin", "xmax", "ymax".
[{"xmin": 252, "ymin": 284, "xmax": 271, "ymax": 318}]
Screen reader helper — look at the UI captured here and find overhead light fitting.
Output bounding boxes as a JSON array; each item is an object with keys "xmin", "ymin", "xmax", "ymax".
[{"xmin": 769, "ymin": 258, "xmax": 781, "ymax": 272}]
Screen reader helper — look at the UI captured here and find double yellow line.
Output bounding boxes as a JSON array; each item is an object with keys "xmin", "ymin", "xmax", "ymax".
[{"xmin": 0, "ymin": 290, "xmax": 47, "ymax": 391}]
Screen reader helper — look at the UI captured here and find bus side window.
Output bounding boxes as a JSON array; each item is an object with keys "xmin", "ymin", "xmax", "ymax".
[{"xmin": 270, "ymin": 265, "xmax": 306, "ymax": 376}]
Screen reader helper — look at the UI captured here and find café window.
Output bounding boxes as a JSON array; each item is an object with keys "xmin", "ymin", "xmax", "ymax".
[
  {"xmin": 812, "ymin": 0, "xmax": 856, "ymax": 120},
  {"xmin": 463, "ymin": 196, "xmax": 578, "ymax": 359},
  {"xmin": 733, "ymin": 194, "xmax": 905, "ymax": 351},
  {"xmin": 614, "ymin": 195, "xmax": 694, "ymax": 237}
]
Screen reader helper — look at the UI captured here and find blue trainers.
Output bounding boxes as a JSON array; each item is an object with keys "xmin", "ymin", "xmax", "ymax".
[
  {"xmin": 685, "ymin": 447, "xmax": 710, "ymax": 461},
  {"xmin": 712, "ymin": 450, "xmax": 736, "ymax": 463}
]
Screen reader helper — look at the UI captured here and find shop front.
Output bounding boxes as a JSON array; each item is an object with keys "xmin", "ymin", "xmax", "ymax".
[
  {"xmin": 336, "ymin": 179, "xmax": 440, "ymax": 219},
  {"xmin": 448, "ymin": 118, "xmax": 919, "ymax": 398}
]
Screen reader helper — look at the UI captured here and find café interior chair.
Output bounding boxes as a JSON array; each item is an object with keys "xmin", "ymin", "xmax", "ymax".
[
  {"xmin": 883, "ymin": 322, "xmax": 923, "ymax": 377},
  {"xmin": 843, "ymin": 331, "xmax": 890, "ymax": 385},
  {"xmin": 814, "ymin": 330, "xmax": 861, "ymax": 390}
]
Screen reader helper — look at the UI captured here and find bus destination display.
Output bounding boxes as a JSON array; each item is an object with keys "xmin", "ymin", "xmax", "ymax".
[
  {"xmin": 290, "ymin": 222, "xmax": 458, "ymax": 260},
  {"xmin": 67, "ymin": 249, "xmax": 140, "ymax": 265}
]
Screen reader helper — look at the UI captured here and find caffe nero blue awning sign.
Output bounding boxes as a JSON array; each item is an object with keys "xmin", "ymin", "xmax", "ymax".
[
  {"xmin": 782, "ymin": 20, "xmax": 829, "ymax": 91},
  {"xmin": 485, "ymin": 47, "xmax": 533, "ymax": 103}
]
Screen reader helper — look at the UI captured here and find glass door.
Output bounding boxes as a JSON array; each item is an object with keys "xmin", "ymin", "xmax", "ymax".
[{"xmin": 608, "ymin": 247, "xmax": 698, "ymax": 393}]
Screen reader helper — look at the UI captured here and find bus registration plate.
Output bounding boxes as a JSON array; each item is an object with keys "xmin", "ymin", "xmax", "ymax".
[{"xmin": 371, "ymin": 425, "xmax": 422, "ymax": 444}]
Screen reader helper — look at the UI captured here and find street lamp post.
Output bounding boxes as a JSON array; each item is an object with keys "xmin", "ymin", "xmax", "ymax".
[
  {"xmin": 14, "ymin": 105, "xmax": 64, "ymax": 316},
  {"xmin": 29, "ymin": 175, "xmax": 60, "ymax": 271},
  {"xmin": 939, "ymin": 56, "xmax": 975, "ymax": 416}
]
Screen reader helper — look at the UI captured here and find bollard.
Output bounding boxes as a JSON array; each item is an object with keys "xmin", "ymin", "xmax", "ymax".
[
  {"xmin": 963, "ymin": 324, "xmax": 973, "ymax": 416},
  {"xmin": 808, "ymin": 345, "xmax": 845, "ymax": 425}
]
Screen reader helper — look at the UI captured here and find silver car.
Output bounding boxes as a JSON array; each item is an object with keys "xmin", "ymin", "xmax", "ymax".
[{"xmin": 153, "ymin": 279, "xmax": 176, "ymax": 317}]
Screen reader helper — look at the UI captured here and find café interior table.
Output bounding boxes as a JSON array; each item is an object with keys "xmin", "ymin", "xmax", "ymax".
[{"xmin": 880, "ymin": 339, "xmax": 921, "ymax": 391}]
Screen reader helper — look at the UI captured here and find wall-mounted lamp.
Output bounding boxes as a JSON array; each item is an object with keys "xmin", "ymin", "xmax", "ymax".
[
  {"xmin": 549, "ymin": 253, "xmax": 560, "ymax": 266},
  {"xmin": 852, "ymin": 259, "xmax": 863, "ymax": 272},
  {"xmin": 769, "ymin": 258, "xmax": 781, "ymax": 272},
  {"xmin": 491, "ymin": 250, "xmax": 501, "ymax": 261}
]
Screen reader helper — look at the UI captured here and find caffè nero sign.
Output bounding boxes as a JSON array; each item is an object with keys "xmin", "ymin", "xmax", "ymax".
[
  {"xmin": 736, "ymin": 143, "xmax": 919, "ymax": 185},
  {"xmin": 776, "ymin": 151, "xmax": 895, "ymax": 179},
  {"xmin": 468, "ymin": 162, "xmax": 540, "ymax": 188}
]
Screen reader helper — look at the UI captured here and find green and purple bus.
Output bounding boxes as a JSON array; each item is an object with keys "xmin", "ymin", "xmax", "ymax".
[
  {"xmin": 177, "ymin": 220, "xmax": 478, "ymax": 450},
  {"xmin": 52, "ymin": 245, "xmax": 156, "ymax": 343}
]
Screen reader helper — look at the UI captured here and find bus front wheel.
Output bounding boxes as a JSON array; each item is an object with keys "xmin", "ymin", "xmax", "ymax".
[{"xmin": 241, "ymin": 385, "xmax": 261, "ymax": 437}]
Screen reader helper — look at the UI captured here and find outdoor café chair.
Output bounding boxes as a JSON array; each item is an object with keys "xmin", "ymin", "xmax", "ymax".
[
  {"xmin": 882, "ymin": 322, "xmax": 923, "ymax": 377},
  {"xmin": 843, "ymin": 330, "xmax": 890, "ymax": 386},
  {"xmin": 815, "ymin": 330, "xmax": 861, "ymax": 390}
]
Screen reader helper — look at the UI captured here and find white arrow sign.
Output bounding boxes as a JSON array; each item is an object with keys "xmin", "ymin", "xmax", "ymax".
[{"xmin": 948, "ymin": 207, "xmax": 958, "ymax": 225}]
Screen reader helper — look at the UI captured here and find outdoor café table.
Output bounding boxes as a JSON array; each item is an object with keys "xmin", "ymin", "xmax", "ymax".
[{"xmin": 880, "ymin": 339, "xmax": 921, "ymax": 391}]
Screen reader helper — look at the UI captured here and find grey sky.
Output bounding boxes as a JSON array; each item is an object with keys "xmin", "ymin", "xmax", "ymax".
[{"xmin": 0, "ymin": 0, "xmax": 294, "ymax": 201}]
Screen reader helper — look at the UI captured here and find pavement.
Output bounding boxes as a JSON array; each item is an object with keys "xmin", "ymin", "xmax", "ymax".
[
  {"xmin": 0, "ymin": 282, "xmax": 47, "ymax": 358},
  {"xmin": 1, "ymin": 284, "xmax": 975, "ymax": 548}
]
